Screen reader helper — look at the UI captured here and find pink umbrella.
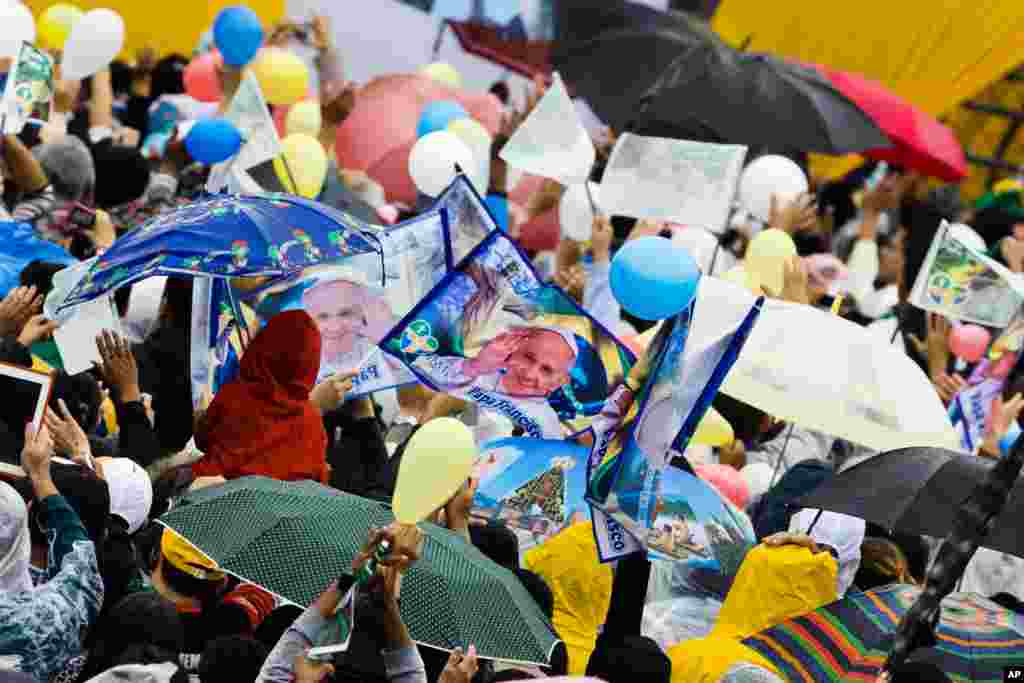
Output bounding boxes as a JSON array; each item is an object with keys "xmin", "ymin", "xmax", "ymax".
[
  {"xmin": 336, "ymin": 74, "xmax": 503, "ymax": 200},
  {"xmin": 366, "ymin": 139, "xmax": 418, "ymax": 206}
]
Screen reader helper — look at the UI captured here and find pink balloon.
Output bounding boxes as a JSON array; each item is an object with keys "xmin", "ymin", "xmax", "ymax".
[
  {"xmin": 694, "ymin": 463, "xmax": 749, "ymax": 510},
  {"xmin": 949, "ymin": 324, "xmax": 991, "ymax": 363},
  {"xmin": 517, "ymin": 206, "xmax": 560, "ymax": 252},
  {"xmin": 366, "ymin": 139, "xmax": 418, "ymax": 206},
  {"xmin": 184, "ymin": 51, "xmax": 224, "ymax": 103}
]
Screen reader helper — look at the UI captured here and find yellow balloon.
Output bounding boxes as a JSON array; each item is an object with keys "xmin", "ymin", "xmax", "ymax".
[
  {"xmin": 250, "ymin": 47, "xmax": 310, "ymax": 106},
  {"xmin": 448, "ymin": 117, "xmax": 492, "ymax": 194},
  {"xmin": 419, "ymin": 61, "xmax": 462, "ymax": 89},
  {"xmin": 39, "ymin": 3, "xmax": 83, "ymax": 50},
  {"xmin": 692, "ymin": 407, "xmax": 734, "ymax": 446},
  {"xmin": 721, "ymin": 264, "xmax": 761, "ymax": 294},
  {"xmin": 392, "ymin": 417, "xmax": 476, "ymax": 524},
  {"xmin": 273, "ymin": 134, "xmax": 327, "ymax": 199},
  {"xmin": 285, "ymin": 100, "xmax": 322, "ymax": 137},
  {"xmin": 744, "ymin": 229, "xmax": 796, "ymax": 296}
]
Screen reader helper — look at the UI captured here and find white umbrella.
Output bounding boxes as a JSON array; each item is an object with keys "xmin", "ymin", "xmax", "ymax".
[{"xmin": 692, "ymin": 277, "xmax": 959, "ymax": 453}]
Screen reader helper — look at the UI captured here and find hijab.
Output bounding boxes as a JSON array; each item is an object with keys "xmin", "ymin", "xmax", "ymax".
[
  {"xmin": 193, "ymin": 310, "xmax": 328, "ymax": 483},
  {"xmin": 0, "ymin": 482, "xmax": 31, "ymax": 593}
]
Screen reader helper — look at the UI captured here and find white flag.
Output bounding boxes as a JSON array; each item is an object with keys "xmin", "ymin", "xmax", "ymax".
[{"xmin": 499, "ymin": 73, "xmax": 595, "ymax": 186}]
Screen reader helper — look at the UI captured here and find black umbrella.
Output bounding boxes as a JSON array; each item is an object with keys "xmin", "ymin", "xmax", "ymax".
[
  {"xmin": 552, "ymin": 1, "xmax": 889, "ymax": 154},
  {"xmin": 794, "ymin": 446, "xmax": 1024, "ymax": 559}
]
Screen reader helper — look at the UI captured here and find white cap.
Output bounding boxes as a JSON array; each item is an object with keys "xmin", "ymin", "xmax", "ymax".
[{"xmin": 102, "ymin": 458, "xmax": 154, "ymax": 535}]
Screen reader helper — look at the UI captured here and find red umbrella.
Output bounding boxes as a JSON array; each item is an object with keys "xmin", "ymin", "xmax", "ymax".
[
  {"xmin": 446, "ymin": 20, "xmax": 552, "ymax": 80},
  {"xmin": 814, "ymin": 65, "xmax": 967, "ymax": 181}
]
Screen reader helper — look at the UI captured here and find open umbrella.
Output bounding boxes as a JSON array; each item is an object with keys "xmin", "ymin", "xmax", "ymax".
[
  {"xmin": 743, "ymin": 585, "xmax": 1024, "ymax": 682},
  {"xmin": 794, "ymin": 447, "xmax": 1024, "ymax": 559},
  {"xmin": 58, "ymin": 193, "xmax": 383, "ymax": 311},
  {"xmin": 445, "ymin": 20, "xmax": 552, "ymax": 80},
  {"xmin": 159, "ymin": 476, "xmax": 560, "ymax": 665},
  {"xmin": 552, "ymin": 2, "xmax": 889, "ymax": 154},
  {"xmin": 696, "ymin": 277, "xmax": 957, "ymax": 453},
  {"xmin": 812, "ymin": 66, "xmax": 967, "ymax": 182}
]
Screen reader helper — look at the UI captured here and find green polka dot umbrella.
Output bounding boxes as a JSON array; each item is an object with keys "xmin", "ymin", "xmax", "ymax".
[{"xmin": 158, "ymin": 476, "xmax": 560, "ymax": 665}]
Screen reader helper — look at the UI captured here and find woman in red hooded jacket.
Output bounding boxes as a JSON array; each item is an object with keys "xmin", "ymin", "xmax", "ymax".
[{"xmin": 193, "ymin": 310, "xmax": 329, "ymax": 483}]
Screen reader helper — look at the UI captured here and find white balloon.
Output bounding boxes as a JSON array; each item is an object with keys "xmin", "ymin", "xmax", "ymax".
[
  {"xmin": 737, "ymin": 155, "xmax": 809, "ymax": 223},
  {"xmin": 949, "ymin": 222, "xmax": 987, "ymax": 253},
  {"xmin": 408, "ymin": 131, "xmax": 474, "ymax": 198},
  {"xmin": 559, "ymin": 182, "xmax": 600, "ymax": 241},
  {"xmin": 0, "ymin": 2, "xmax": 35, "ymax": 59},
  {"xmin": 61, "ymin": 9, "xmax": 126, "ymax": 81}
]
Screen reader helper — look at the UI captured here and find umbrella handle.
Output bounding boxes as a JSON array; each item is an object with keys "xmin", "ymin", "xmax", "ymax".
[{"xmin": 354, "ymin": 538, "xmax": 392, "ymax": 584}]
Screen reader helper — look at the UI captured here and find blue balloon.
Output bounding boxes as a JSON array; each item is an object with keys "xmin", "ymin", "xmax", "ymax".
[
  {"xmin": 184, "ymin": 119, "xmax": 244, "ymax": 165},
  {"xmin": 213, "ymin": 6, "xmax": 265, "ymax": 67},
  {"xmin": 610, "ymin": 236, "xmax": 701, "ymax": 321},
  {"xmin": 416, "ymin": 100, "xmax": 469, "ymax": 139}
]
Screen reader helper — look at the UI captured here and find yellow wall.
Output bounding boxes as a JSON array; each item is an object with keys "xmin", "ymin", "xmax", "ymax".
[
  {"xmin": 713, "ymin": 0, "xmax": 1024, "ymax": 119},
  {"xmin": 22, "ymin": 0, "xmax": 285, "ymax": 59},
  {"xmin": 713, "ymin": 0, "xmax": 1024, "ymax": 186}
]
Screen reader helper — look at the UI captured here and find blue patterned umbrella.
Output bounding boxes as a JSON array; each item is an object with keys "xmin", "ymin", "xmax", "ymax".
[{"xmin": 59, "ymin": 193, "xmax": 383, "ymax": 311}]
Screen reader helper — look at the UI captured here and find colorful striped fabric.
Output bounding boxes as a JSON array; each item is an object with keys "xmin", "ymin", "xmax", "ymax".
[{"xmin": 742, "ymin": 584, "xmax": 1024, "ymax": 682}]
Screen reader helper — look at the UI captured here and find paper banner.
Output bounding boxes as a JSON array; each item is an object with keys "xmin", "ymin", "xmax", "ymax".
[
  {"xmin": 381, "ymin": 229, "xmax": 634, "ymax": 439},
  {"xmin": 910, "ymin": 220, "xmax": 1024, "ymax": 328},
  {"xmin": 600, "ymin": 133, "xmax": 747, "ymax": 232},
  {"xmin": 237, "ymin": 209, "xmax": 453, "ymax": 397},
  {"xmin": 434, "ymin": 174, "xmax": 499, "ymax": 265},
  {"xmin": 586, "ymin": 287, "xmax": 761, "ymax": 562},
  {"xmin": 1, "ymin": 42, "xmax": 54, "ymax": 134},
  {"xmin": 472, "ymin": 436, "xmax": 591, "ymax": 555},
  {"xmin": 207, "ymin": 72, "xmax": 283, "ymax": 193},
  {"xmin": 949, "ymin": 316, "xmax": 1024, "ymax": 452},
  {"xmin": 499, "ymin": 72, "xmax": 595, "ymax": 186}
]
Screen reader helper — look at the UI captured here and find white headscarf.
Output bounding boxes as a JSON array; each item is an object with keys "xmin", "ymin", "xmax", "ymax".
[
  {"xmin": 789, "ymin": 508, "xmax": 866, "ymax": 597},
  {"xmin": 101, "ymin": 458, "xmax": 154, "ymax": 535},
  {"xmin": 0, "ymin": 482, "xmax": 32, "ymax": 593}
]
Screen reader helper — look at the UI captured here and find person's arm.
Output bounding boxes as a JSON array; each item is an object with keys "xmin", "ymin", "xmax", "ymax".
[
  {"xmin": 2, "ymin": 134, "xmax": 48, "ymax": 194},
  {"xmin": 89, "ymin": 68, "xmax": 115, "ymax": 139},
  {"xmin": 97, "ymin": 330, "xmax": 162, "ymax": 467},
  {"xmin": 311, "ymin": 15, "xmax": 343, "ymax": 91},
  {"xmin": 845, "ymin": 238, "xmax": 880, "ymax": 307},
  {"xmin": 585, "ymin": 217, "xmax": 622, "ymax": 331},
  {"xmin": 256, "ymin": 601, "xmax": 331, "ymax": 683},
  {"xmin": 979, "ymin": 393, "xmax": 1024, "ymax": 459}
]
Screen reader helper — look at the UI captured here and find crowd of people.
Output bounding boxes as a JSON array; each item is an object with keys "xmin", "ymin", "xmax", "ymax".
[{"xmin": 0, "ymin": 8, "xmax": 1021, "ymax": 683}]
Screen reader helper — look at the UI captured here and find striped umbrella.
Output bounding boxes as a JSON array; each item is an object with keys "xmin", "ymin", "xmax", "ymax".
[{"xmin": 742, "ymin": 584, "xmax": 1024, "ymax": 682}]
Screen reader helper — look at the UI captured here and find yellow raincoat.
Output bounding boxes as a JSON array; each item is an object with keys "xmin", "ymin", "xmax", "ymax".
[
  {"xmin": 524, "ymin": 523, "xmax": 613, "ymax": 675},
  {"xmin": 668, "ymin": 544, "xmax": 838, "ymax": 683}
]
